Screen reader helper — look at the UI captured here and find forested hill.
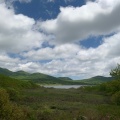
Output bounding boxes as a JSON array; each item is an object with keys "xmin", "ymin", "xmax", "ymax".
[
  {"xmin": 0, "ymin": 67, "xmax": 84, "ymax": 85},
  {"xmin": 0, "ymin": 67, "xmax": 113, "ymax": 85},
  {"xmin": 78, "ymin": 76, "xmax": 114, "ymax": 84}
]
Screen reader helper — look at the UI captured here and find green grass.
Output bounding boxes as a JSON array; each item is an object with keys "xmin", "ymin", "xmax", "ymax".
[
  {"xmin": 1, "ymin": 73, "xmax": 120, "ymax": 119},
  {"xmin": 15, "ymin": 87, "xmax": 120, "ymax": 120},
  {"xmin": 0, "ymin": 74, "xmax": 38, "ymax": 89}
]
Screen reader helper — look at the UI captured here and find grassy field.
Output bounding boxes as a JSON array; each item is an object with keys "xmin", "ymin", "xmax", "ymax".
[
  {"xmin": 1, "ymin": 74, "xmax": 120, "ymax": 120},
  {"xmin": 14, "ymin": 86, "xmax": 120, "ymax": 120}
]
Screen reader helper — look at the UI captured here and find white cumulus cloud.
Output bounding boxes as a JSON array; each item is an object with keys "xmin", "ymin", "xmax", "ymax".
[
  {"xmin": 0, "ymin": 3, "xmax": 46, "ymax": 52},
  {"xmin": 0, "ymin": 0, "xmax": 120, "ymax": 79},
  {"xmin": 39, "ymin": 0, "xmax": 120, "ymax": 44},
  {"xmin": 20, "ymin": 31, "xmax": 120, "ymax": 79}
]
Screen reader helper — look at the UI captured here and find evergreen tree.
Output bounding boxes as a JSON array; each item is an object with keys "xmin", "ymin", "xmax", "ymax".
[{"xmin": 110, "ymin": 64, "xmax": 120, "ymax": 80}]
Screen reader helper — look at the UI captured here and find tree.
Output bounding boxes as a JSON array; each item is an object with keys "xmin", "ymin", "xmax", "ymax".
[
  {"xmin": 110, "ymin": 64, "xmax": 120, "ymax": 80},
  {"xmin": 0, "ymin": 88, "xmax": 26, "ymax": 120}
]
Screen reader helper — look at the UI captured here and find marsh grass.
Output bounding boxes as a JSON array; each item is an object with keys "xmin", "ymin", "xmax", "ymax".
[
  {"xmin": 13, "ymin": 86, "xmax": 120, "ymax": 120},
  {"xmin": 1, "ymin": 74, "xmax": 120, "ymax": 119}
]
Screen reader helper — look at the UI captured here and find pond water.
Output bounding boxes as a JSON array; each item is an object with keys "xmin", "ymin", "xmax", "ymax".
[{"xmin": 43, "ymin": 85, "xmax": 87, "ymax": 89}]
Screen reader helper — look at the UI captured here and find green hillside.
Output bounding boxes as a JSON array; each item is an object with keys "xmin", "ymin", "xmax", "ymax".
[
  {"xmin": 12, "ymin": 72, "xmax": 76, "ymax": 84},
  {"xmin": 0, "ymin": 74, "xmax": 38, "ymax": 89},
  {"xmin": 13, "ymin": 70, "xmax": 30, "ymax": 76},
  {"xmin": 79, "ymin": 76, "xmax": 114, "ymax": 84},
  {"xmin": 0, "ymin": 67, "xmax": 113, "ymax": 85},
  {"xmin": 0, "ymin": 67, "xmax": 87, "ymax": 85},
  {"xmin": 58, "ymin": 77, "xmax": 73, "ymax": 81},
  {"xmin": 0, "ymin": 67, "xmax": 13, "ymax": 76},
  {"xmin": 0, "ymin": 67, "xmax": 67, "ymax": 84}
]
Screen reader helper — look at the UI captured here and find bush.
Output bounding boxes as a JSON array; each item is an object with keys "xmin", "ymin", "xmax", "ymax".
[
  {"xmin": 110, "ymin": 64, "xmax": 120, "ymax": 80},
  {"xmin": 36, "ymin": 106, "xmax": 54, "ymax": 120},
  {"xmin": 98, "ymin": 80, "xmax": 120, "ymax": 95},
  {"xmin": 6, "ymin": 88, "xmax": 20, "ymax": 101},
  {"xmin": 111, "ymin": 91, "xmax": 120, "ymax": 105},
  {"xmin": 0, "ymin": 88, "xmax": 12, "ymax": 119},
  {"xmin": 0, "ymin": 88, "xmax": 27, "ymax": 120}
]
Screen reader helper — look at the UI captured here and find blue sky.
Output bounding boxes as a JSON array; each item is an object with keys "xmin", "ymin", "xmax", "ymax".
[
  {"xmin": 14, "ymin": 0, "xmax": 85, "ymax": 20},
  {"xmin": 14, "ymin": 0, "xmax": 100, "ymax": 48},
  {"xmin": 0, "ymin": 0, "xmax": 120, "ymax": 79}
]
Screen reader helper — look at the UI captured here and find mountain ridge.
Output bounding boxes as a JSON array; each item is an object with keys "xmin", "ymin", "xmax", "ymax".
[
  {"xmin": 0, "ymin": 67, "xmax": 80, "ymax": 85},
  {"xmin": 78, "ymin": 76, "xmax": 114, "ymax": 84},
  {"xmin": 0, "ymin": 67, "xmax": 113, "ymax": 85}
]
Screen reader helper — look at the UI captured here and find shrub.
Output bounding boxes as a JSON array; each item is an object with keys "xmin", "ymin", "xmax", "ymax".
[
  {"xmin": 0, "ymin": 88, "xmax": 27, "ymax": 120},
  {"xmin": 110, "ymin": 64, "xmax": 120, "ymax": 80},
  {"xmin": 111, "ymin": 91, "xmax": 120, "ymax": 105},
  {"xmin": 98, "ymin": 80, "xmax": 120, "ymax": 95},
  {"xmin": 0, "ymin": 88, "xmax": 12, "ymax": 119},
  {"xmin": 6, "ymin": 88, "xmax": 19, "ymax": 101}
]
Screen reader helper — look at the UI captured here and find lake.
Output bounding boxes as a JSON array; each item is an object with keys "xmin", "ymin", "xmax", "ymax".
[{"xmin": 43, "ymin": 85, "xmax": 87, "ymax": 89}]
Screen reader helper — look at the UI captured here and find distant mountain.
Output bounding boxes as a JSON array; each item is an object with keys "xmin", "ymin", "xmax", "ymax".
[
  {"xmin": 79, "ymin": 76, "xmax": 114, "ymax": 84},
  {"xmin": 14, "ymin": 70, "xmax": 30, "ymax": 76},
  {"xmin": 0, "ymin": 67, "xmax": 86, "ymax": 85},
  {"xmin": 0, "ymin": 67, "xmax": 13, "ymax": 76},
  {"xmin": 58, "ymin": 77, "xmax": 73, "ymax": 81},
  {"xmin": 0, "ymin": 67, "xmax": 113, "ymax": 85},
  {"xmin": 12, "ymin": 72, "xmax": 71, "ymax": 84}
]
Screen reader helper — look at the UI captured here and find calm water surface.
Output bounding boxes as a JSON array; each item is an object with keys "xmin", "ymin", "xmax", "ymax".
[{"xmin": 43, "ymin": 85, "xmax": 87, "ymax": 89}]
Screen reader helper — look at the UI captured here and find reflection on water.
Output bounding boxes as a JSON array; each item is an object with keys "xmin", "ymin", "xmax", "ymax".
[{"xmin": 43, "ymin": 85, "xmax": 87, "ymax": 89}]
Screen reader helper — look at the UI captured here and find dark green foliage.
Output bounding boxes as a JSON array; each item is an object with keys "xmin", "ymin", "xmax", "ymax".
[
  {"xmin": 76, "ymin": 115, "xmax": 87, "ymax": 120},
  {"xmin": 79, "ymin": 76, "xmax": 113, "ymax": 84},
  {"xmin": 99, "ymin": 80, "xmax": 120, "ymax": 95},
  {"xmin": 6, "ymin": 88, "xmax": 19, "ymax": 101},
  {"xmin": 0, "ymin": 88, "xmax": 13, "ymax": 119},
  {"xmin": 0, "ymin": 67, "xmax": 13, "ymax": 76},
  {"xmin": 1, "ymin": 79, "xmax": 120, "ymax": 119},
  {"xmin": 0, "ymin": 74, "xmax": 38, "ymax": 89},
  {"xmin": 111, "ymin": 91, "xmax": 120, "ymax": 105},
  {"xmin": 0, "ymin": 88, "xmax": 26, "ymax": 120},
  {"xmin": 110, "ymin": 64, "xmax": 120, "ymax": 80},
  {"xmin": 83, "ymin": 78, "xmax": 120, "ymax": 106}
]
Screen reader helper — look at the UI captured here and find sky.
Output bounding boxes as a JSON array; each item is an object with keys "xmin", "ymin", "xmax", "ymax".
[{"xmin": 0, "ymin": 0, "xmax": 120, "ymax": 80}]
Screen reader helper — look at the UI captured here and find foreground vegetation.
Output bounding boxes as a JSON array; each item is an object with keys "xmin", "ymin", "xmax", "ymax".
[
  {"xmin": 0, "ymin": 64, "xmax": 120, "ymax": 120},
  {"xmin": 0, "ymin": 75, "xmax": 120, "ymax": 119}
]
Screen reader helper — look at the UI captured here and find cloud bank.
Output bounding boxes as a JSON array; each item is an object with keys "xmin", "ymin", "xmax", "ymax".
[
  {"xmin": 0, "ymin": 0, "xmax": 120, "ymax": 79},
  {"xmin": 39, "ymin": 0, "xmax": 120, "ymax": 44},
  {"xmin": 0, "ymin": 3, "xmax": 46, "ymax": 52}
]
